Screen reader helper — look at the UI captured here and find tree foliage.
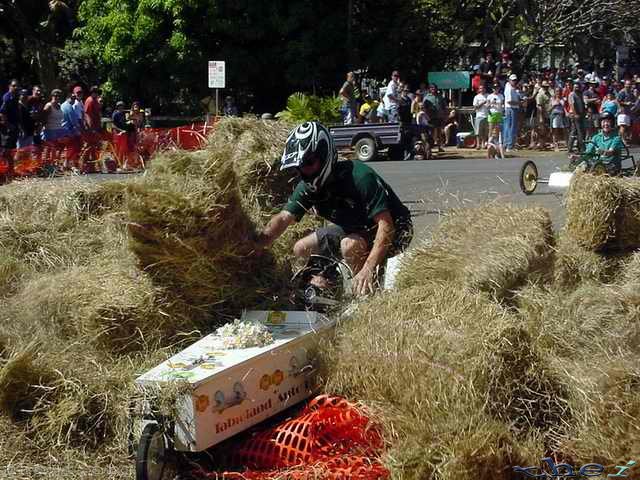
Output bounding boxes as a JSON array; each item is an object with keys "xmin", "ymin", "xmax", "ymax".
[
  {"xmin": 0, "ymin": 0, "xmax": 78, "ymax": 89},
  {"xmin": 276, "ymin": 93, "xmax": 342, "ymax": 125},
  {"xmin": 2, "ymin": 0, "xmax": 640, "ymax": 111}
]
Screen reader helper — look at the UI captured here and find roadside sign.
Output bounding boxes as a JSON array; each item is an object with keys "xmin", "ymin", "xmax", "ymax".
[
  {"xmin": 428, "ymin": 71, "xmax": 470, "ymax": 90},
  {"xmin": 208, "ymin": 61, "xmax": 226, "ymax": 89}
]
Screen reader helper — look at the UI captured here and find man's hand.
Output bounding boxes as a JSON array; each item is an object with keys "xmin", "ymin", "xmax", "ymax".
[
  {"xmin": 248, "ymin": 211, "xmax": 297, "ymax": 256},
  {"xmin": 352, "ymin": 265, "xmax": 375, "ymax": 296}
]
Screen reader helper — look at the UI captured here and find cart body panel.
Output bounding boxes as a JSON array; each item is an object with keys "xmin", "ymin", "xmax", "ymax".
[
  {"xmin": 135, "ymin": 310, "xmax": 334, "ymax": 452},
  {"xmin": 548, "ymin": 171, "xmax": 574, "ymax": 190}
]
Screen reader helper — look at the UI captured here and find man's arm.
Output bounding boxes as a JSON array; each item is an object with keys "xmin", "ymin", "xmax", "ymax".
[
  {"xmin": 352, "ymin": 210, "xmax": 395, "ymax": 295},
  {"xmin": 255, "ymin": 210, "xmax": 297, "ymax": 249}
]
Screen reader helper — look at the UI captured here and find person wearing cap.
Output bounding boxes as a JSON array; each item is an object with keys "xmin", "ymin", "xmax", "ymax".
[
  {"xmin": 503, "ymin": 73, "xmax": 521, "ymax": 152},
  {"xmin": 535, "ymin": 80, "xmax": 552, "ymax": 149},
  {"xmin": 616, "ymin": 80, "xmax": 636, "ymax": 145},
  {"xmin": 570, "ymin": 112, "xmax": 624, "ymax": 175}
]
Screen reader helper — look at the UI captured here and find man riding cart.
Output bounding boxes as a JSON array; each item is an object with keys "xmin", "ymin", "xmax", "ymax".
[
  {"xmin": 569, "ymin": 112, "xmax": 625, "ymax": 175},
  {"xmin": 520, "ymin": 112, "xmax": 635, "ymax": 195},
  {"xmin": 254, "ymin": 121, "xmax": 413, "ymax": 296}
]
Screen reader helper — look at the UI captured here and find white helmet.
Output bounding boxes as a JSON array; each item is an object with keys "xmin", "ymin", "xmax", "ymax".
[{"xmin": 280, "ymin": 122, "xmax": 337, "ymax": 193}]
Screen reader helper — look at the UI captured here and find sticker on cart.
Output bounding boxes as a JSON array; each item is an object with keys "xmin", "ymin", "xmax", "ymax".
[
  {"xmin": 271, "ymin": 369, "xmax": 285, "ymax": 386},
  {"xmin": 199, "ymin": 362, "xmax": 221, "ymax": 370},
  {"xmin": 195, "ymin": 394, "xmax": 210, "ymax": 412},
  {"xmin": 206, "ymin": 351, "xmax": 227, "ymax": 356},
  {"xmin": 165, "ymin": 371, "xmax": 196, "ymax": 380},
  {"xmin": 167, "ymin": 362, "xmax": 189, "ymax": 370},
  {"xmin": 267, "ymin": 311, "xmax": 286, "ymax": 325},
  {"xmin": 259, "ymin": 374, "xmax": 271, "ymax": 390}
]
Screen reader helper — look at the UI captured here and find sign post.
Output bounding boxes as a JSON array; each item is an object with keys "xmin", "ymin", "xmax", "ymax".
[{"xmin": 208, "ymin": 61, "xmax": 226, "ymax": 119}]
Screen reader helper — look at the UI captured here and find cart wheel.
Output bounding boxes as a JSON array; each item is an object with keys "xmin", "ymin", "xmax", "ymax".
[
  {"xmin": 136, "ymin": 422, "xmax": 175, "ymax": 480},
  {"xmin": 519, "ymin": 160, "xmax": 539, "ymax": 195}
]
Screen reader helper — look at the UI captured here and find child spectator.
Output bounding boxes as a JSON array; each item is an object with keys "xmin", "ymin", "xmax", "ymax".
[{"xmin": 550, "ymin": 87, "xmax": 566, "ymax": 151}]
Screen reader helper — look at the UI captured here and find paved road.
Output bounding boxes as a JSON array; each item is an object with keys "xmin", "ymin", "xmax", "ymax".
[
  {"xmin": 18, "ymin": 147, "xmax": 638, "ymax": 244},
  {"xmin": 368, "ymin": 152, "xmax": 572, "ymax": 240}
]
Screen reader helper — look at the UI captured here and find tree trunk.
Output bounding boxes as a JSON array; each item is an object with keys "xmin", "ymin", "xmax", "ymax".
[{"xmin": 34, "ymin": 42, "xmax": 59, "ymax": 91}]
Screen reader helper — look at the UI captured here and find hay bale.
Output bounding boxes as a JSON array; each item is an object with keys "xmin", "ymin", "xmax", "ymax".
[
  {"xmin": 565, "ymin": 173, "xmax": 640, "ymax": 251},
  {"xmin": 479, "ymin": 325, "xmax": 572, "ymax": 447},
  {"xmin": 617, "ymin": 249, "xmax": 640, "ymax": 284},
  {"xmin": 549, "ymin": 356, "xmax": 640, "ymax": 468},
  {"xmin": 127, "ymin": 147, "xmax": 317, "ymax": 318},
  {"xmin": 552, "ymin": 232, "xmax": 627, "ymax": 288},
  {"xmin": 128, "ymin": 154, "xmax": 262, "ymax": 317},
  {"xmin": 0, "ymin": 258, "xmax": 190, "ymax": 354},
  {"xmin": 207, "ymin": 117, "xmax": 294, "ymax": 208},
  {"xmin": 0, "ymin": 342, "xmax": 57, "ymax": 422},
  {"xmin": 515, "ymin": 283, "xmax": 640, "ymax": 359},
  {"xmin": 322, "ymin": 283, "xmax": 567, "ymax": 477},
  {"xmin": 0, "ymin": 336, "xmax": 171, "ymax": 450},
  {"xmin": 395, "ymin": 205, "xmax": 554, "ymax": 301},
  {"xmin": 0, "ymin": 179, "xmax": 129, "ymax": 276}
]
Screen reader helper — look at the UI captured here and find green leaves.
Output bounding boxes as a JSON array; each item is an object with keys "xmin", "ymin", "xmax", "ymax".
[{"xmin": 276, "ymin": 93, "xmax": 341, "ymax": 125}]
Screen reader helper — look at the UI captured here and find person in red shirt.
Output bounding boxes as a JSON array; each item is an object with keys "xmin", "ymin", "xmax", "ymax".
[
  {"xmin": 83, "ymin": 86, "xmax": 103, "ymax": 173},
  {"xmin": 597, "ymin": 77, "xmax": 611, "ymax": 99},
  {"xmin": 84, "ymin": 86, "xmax": 102, "ymax": 132},
  {"xmin": 471, "ymin": 65, "xmax": 484, "ymax": 93}
]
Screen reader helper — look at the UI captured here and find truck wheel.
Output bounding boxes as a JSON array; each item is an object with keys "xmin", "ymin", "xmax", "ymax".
[{"xmin": 354, "ymin": 138, "xmax": 377, "ymax": 162}]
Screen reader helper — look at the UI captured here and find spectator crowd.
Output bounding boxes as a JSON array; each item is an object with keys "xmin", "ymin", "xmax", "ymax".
[
  {"xmin": 0, "ymin": 80, "xmax": 147, "ymax": 182},
  {"xmin": 338, "ymin": 49, "xmax": 640, "ymax": 160}
]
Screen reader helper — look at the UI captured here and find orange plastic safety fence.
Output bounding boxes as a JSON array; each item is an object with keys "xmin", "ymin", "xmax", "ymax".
[
  {"xmin": 193, "ymin": 395, "xmax": 389, "ymax": 480},
  {"xmin": 0, "ymin": 122, "xmax": 215, "ymax": 179}
]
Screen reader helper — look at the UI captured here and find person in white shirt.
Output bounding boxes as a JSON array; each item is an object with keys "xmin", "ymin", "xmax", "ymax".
[
  {"xmin": 503, "ymin": 74, "xmax": 521, "ymax": 151},
  {"xmin": 384, "ymin": 71, "xmax": 400, "ymax": 122},
  {"xmin": 486, "ymin": 81, "xmax": 505, "ymax": 158},
  {"xmin": 473, "ymin": 84, "xmax": 490, "ymax": 149}
]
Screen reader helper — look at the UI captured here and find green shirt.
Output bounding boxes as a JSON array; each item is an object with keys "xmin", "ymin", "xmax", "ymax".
[
  {"xmin": 284, "ymin": 160, "xmax": 410, "ymax": 233},
  {"xmin": 583, "ymin": 131, "xmax": 625, "ymax": 167}
]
